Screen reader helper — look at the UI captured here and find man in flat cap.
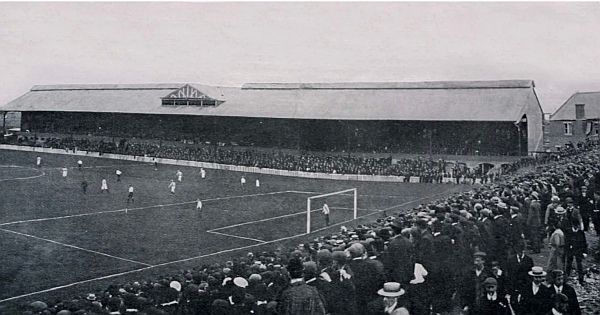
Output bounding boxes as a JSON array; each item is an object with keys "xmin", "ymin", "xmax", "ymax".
[
  {"xmin": 383, "ymin": 219, "xmax": 414, "ymax": 286},
  {"xmin": 549, "ymin": 269, "xmax": 581, "ymax": 315},
  {"xmin": 277, "ymin": 257, "xmax": 326, "ymax": 315},
  {"xmin": 526, "ymin": 191, "xmax": 543, "ymax": 253},
  {"xmin": 460, "ymin": 251, "xmax": 491, "ymax": 313},
  {"xmin": 492, "ymin": 203, "xmax": 511, "ymax": 266},
  {"xmin": 545, "ymin": 196, "xmax": 562, "ymax": 235},
  {"xmin": 506, "ymin": 240, "xmax": 534, "ymax": 298},
  {"xmin": 477, "ymin": 277, "xmax": 513, "ymax": 315},
  {"xmin": 564, "ymin": 218, "xmax": 588, "ymax": 284},
  {"xmin": 564, "ymin": 197, "xmax": 584, "ymax": 231},
  {"xmin": 346, "ymin": 243, "xmax": 385, "ymax": 315},
  {"xmin": 575, "ymin": 186, "xmax": 593, "ymax": 232}
]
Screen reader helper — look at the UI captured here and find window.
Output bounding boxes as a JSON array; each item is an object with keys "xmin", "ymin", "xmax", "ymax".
[
  {"xmin": 564, "ymin": 122, "xmax": 573, "ymax": 135},
  {"xmin": 161, "ymin": 98, "xmax": 220, "ymax": 107}
]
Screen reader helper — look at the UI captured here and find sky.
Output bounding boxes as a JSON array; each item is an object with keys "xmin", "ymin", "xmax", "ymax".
[{"xmin": 1, "ymin": 2, "xmax": 600, "ymax": 113}]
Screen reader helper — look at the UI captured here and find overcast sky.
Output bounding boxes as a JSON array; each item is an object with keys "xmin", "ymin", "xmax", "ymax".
[{"xmin": 1, "ymin": 2, "xmax": 600, "ymax": 113}]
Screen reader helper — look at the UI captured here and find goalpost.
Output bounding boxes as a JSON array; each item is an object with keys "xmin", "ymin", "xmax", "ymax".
[{"xmin": 306, "ymin": 188, "xmax": 357, "ymax": 234}]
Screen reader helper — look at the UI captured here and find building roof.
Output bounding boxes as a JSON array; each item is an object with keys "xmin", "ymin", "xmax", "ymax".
[
  {"xmin": 2, "ymin": 80, "xmax": 540, "ymax": 122},
  {"xmin": 550, "ymin": 91, "xmax": 600, "ymax": 121}
]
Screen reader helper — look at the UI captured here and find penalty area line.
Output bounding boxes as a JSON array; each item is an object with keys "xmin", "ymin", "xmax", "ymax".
[
  {"xmin": 208, "ymin": 206, "xmax": 373, "ymax": 232},
  {"xmin": 0, "ymin": 189, "xmax": 457, "ymax": 304},
  {"xmin": 0, "ymin": 228, "xmax": 152, "ymax": 267},
  {"xmin": 0, "ymin": 190, "xmax": 292, "ymax": 226},
  {"xmin": 206, "ymin": 230, "xmax": 267, "ymax": 243}
]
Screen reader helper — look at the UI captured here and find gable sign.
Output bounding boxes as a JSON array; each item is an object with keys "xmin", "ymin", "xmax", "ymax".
[{"xmin": 164, "ymin": 84, "xmax": 210, "ymax": 99}]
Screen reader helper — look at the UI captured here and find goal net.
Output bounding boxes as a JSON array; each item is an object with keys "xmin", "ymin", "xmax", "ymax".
[{"xmin": 306, "ymin": 188, "xmax": 357, "ymax": 234}]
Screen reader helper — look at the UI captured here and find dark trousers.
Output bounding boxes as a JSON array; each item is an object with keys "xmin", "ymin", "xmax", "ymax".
[
  {"xmin": 565, "ymin": 252, "xmax": 584, "ymax": 280},
  {"xmin": 408, "ymin": 282, "xmax": 431, "ymax": 315},
  {"xmin": 325, "ymin": 214, "xmax": 330, "ymax": 226},
  {"xmin": 581, "ymin": 211, "xmax": 590, "ymax": 231},
  {"xmin": 592, "ymin": 211, "xmax": 600, "ymax": 236},
  {"xmin": 527, "ymin": 226, "xmax": 542, "ymax": 253}
]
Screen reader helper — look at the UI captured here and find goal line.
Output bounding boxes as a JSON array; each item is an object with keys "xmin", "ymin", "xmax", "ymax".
[{"xmin": 306, "ymin": 188, "xmax": 357, "ymax": 234}]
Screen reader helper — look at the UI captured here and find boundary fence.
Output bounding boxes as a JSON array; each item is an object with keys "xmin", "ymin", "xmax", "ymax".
[{"xmin": 0, "ymin": 144, "xmax": 482, "ymax": 184}]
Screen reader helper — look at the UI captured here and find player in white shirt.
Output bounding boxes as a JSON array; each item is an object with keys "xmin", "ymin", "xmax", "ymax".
[
  {"xmin": 126, "ymin": 185, "xmax": 134, "ymax": 211},
  {"xmin": 240, "ymin": 175, "xmax": 246, "ymax": 189},
  {"xmin": 176, "ymin": 170, "xmax": 183, "ymax": 182},
  {"xmin": 168, "ymin": 179, "xmax": 176, "ymax": 194},
  {"xmin": 36, "ymin": 156, "xmax": 42, "ymax": 167},
  {"xmin": 255, "ymin": 178, "xmax": 260, "ymax": 188},
  {"xmin": 77, "ymin": 160, "xmax": 83, "ymax": 170},
  {"xmin": 101, "ymin": 178, "xmax": 109, "ymax": 193},
  {"xmin": 116, "ymin": 169, "xmax": 122, "ymax": 182},
  {"xmin": 200, "ymin": 168, "xmax": 206, "ymax": 179},
  {"xmin": 323, "ymin": 202, "xmax": 330, "ymax": 226},
  {"xmin": 61, "ymin": 167, "xmax": 68, "ymax": 177}
]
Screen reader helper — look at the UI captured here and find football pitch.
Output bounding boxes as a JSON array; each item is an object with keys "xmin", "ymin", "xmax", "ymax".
[{"xmin": 0, "ymin": 149, "xmax": 465, "ymax": 306}]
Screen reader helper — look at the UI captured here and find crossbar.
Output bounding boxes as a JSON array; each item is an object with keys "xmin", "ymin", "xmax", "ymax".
[{"xmin": 307, "ymin": 188, "xmax": 357, "ymax": 201}]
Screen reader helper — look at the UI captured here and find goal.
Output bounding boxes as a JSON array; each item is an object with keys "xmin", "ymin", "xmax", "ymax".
[{"xmin": 306, "ymin": 188, "xmax": 357, "ymax": 234}]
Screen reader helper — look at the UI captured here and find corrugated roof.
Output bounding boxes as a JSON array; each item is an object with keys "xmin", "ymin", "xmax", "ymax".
[
  {"xmin": 31, "ymin": 84, "xmax": 185, "ymax": 91},
  {"xmin": 242, "ymin": 80, "xmax": 534, "ymax": 90},
  {"xmin": 2, "ymin": 80, "xmax": 539, "ymax": 122},
  {"xmin": 550, "ymin": 91, "xmax": 600, "ymax": 120}
]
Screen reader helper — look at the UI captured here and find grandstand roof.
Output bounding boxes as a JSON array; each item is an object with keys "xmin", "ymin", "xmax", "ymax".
[
  {"xmin": 2, "ymin": 80, "xmax": 540, "ymax": 122},
  {"xmin": 550, "ymin": 91, "xmax": 600, "ymax": 121}
]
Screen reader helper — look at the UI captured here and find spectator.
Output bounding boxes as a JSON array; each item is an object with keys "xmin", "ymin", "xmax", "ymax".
[
  {"xmin": 366, "ymin": 282, "xmax": 409, "ymax": 315},
  {"xmin": 276, "ymin": 257, "xmax": 326, "ymax": 315}
]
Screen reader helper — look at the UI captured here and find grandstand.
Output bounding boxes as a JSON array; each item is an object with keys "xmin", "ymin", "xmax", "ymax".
[{"xmin": 1, "ymin": 80, "xmax": 544, "ymax": 157}]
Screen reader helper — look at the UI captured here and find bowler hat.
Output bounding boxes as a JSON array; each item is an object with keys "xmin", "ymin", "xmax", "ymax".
[
  {"xmin": 473, "ymin": 251, "xmax": 487, "ymax": 258},
  {"xmin": 483, "ymin": 277, "xmax": 498, "ymax": 286},
  {"xmin": 551, "ymin": 269, "xmax": 564, "ymax": 277}
]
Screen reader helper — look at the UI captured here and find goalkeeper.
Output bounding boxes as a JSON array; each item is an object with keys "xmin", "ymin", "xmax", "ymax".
[{"xmin": 323, "ymin": 202, "xmax": 330, "ymax": 226}]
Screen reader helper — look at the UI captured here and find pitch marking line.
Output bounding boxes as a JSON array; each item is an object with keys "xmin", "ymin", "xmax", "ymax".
[
  {"xmin": 206, "ymin": 230, "xmax": 267, "ymax": 243},
  {"xmin": 206, "ymin": 207, "xmax": 369, "ymax": 233},
  {"xmin": 0, "ymin": 165, "xmax": 46, "ymax": 182},
  {"xmin": 207, "ymin": 206, "xmax": 377, "ymax": 240},
  {"xmin": 0, "ymin": 228, "xmax": 152, "ymax": 267},
  {"xmin": 0, "ymin": 190, "xmax": 292, "ymax": 226},
  {"xmin": 0, "ymin": 189, "xmax": 456, "ymax": 304}
]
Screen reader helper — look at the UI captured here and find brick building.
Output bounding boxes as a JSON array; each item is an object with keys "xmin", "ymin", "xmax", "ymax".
[{"xmin": 547, "ymin": 92, "xmax": 600, "ymax": 150}]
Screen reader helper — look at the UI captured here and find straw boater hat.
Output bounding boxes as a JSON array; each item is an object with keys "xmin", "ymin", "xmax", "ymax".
[
  {"xmin": 528, "ymin": 266, "xmax": 547, "ymax": 277},
  {"xmin": 555, "ymin": 207, "xmax": 566, "ymax": 215},
  {"xmin": 377, "ymin": 282, "xmax": 406, "ymax": 297}
]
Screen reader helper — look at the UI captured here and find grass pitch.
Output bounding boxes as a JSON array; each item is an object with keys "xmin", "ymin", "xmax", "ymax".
[{"xmin": 0, "ymin": 149, "xmax": 464, "ymax": 307}]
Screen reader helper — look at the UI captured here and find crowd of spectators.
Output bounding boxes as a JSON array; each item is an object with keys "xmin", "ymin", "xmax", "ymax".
[
  {"xmin": 15, "ymin": 137, "xmax": 553, "ymax": 181},
  {"xmin": 19, "ymin": 142, "xmax": 600, "ymax": 314}
]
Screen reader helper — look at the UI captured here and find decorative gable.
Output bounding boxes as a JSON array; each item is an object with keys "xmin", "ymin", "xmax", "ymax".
[{"xmin": 161, "ymin": 84, "xmax": 222, "ymax": 107}]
